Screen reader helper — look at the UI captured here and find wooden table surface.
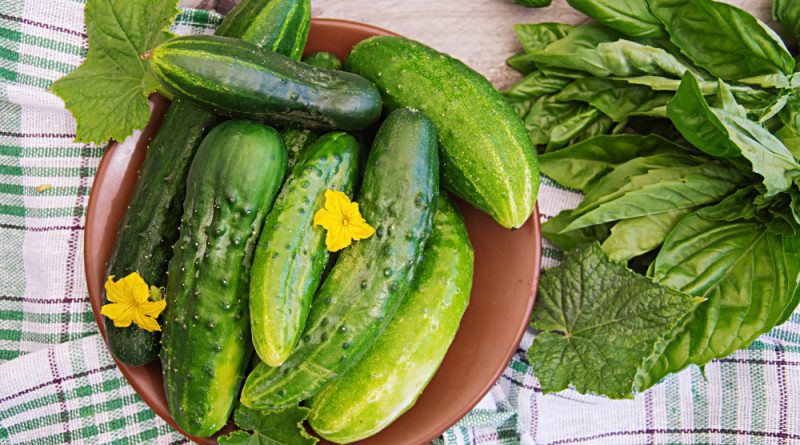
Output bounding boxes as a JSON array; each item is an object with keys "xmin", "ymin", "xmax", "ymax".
[{"xmin": 180, "ymin": 0, "xmax": 780, "ymax": 89}]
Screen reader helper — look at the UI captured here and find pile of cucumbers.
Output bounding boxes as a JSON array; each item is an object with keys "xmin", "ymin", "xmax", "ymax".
[{"xmin": 103, "ymin": 0, "xmax": 539, "ymax": 441}]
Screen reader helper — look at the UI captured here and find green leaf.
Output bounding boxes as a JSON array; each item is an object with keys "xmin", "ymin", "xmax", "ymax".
[
  {"xmin": 539, "ymin": 134, "xmax": 686, "ymax": 191},
  {"xmin": 636, "ymin": 213, "xmax": 800, "ymax": 390},
  {"xmin": 555, "ymin": 78, "xmax": 672, "ymax": 121},
  {"xmin": 667, "ymin": 73, "xmax": 800, "ymax": 196},
  {"xmin": 773, "ymin": 0, "xmax": 800, "ymax": 41},
  {"xmin": 218, "ymin": 405, "xmax": 317, "ymax": 445},
  {"xmin": 602, "ymin": 208, "xmax": 692, "ymax": 261},
  {"xmin": 504, "ymin": 71, "xmax": 572, "ymax": 100},
  {"xmin": 564, "ymin": 161, "xmax": 744, "ymax": 231},
  {"xmin": 524, "ymin": 97, "xmax": 587, "ymax": 145},
  {"xmin": 50, "ymin": 0, "xmax": 180, "ymax": 144},
  {"xmin": 513, "ymin": 0, "xmax": 552, "ymax": 7},
  {"xmin": 566, "ymin": 0, "xmax": 665, "ymax": 38},
  {"xmin": 648, "ymin": 0, "xmax": 795, "ymax": 81},
  {"xmin": 506, "ymin": 52, "xmax": 538, "ymax": 74},
  {"xmin": 542, "ymin": 210, "xmax": 612, "ymax": 251},
  {"xmin": 546, "ymin": 107, "xmax": 606, "ymax": 151},
  {"xmin": 696, "ymin": 186, "xmax": 759, "ymax": 221},
  {"xmin": 507, "ymin": 98, "xmax": 533, "ymax": 120},
  {"xmin": 513, "ymin": 23, "xmax": 574, "ymax": 54},
  {"xmin": 529, "ymin": 243, "xmax": 700, "ymax": 399}
]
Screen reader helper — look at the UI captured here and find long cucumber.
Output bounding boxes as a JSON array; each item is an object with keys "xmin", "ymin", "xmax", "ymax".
[
  {"xmin": 103, "ymin": 0, "xmax": 310, "ymax": 366},
  {"xmin": 161, "ymin": 121, "xmax": 286, "ymax": 437},
  {"xmin": 309, "ymin": 194, "xmax": 474, "ymax": 443},
  {"xmin": 241, "ymin": 108, "xmax": 440, "ymax": 409},
  {"xmin": 250, "ymin": 132, "xmax": 360, "ymax": 367}
]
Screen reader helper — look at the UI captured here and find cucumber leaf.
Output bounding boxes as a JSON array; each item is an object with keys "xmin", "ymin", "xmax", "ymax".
[
  {"xmin": 566, "ymin": 0, "xmax": 664, "ymax": 39},
  {"xmin": 648, "ymin": 0, "xmax": 795, "ymax": 81},
  {"xmin": 539, "ymin": 134, "xmax": 686, "ymax": 191},
  {"xmin": 601, "ymin": 208, "xmax": 692, "ymax": 262},
  {"xmin": 218, "ymin": 405, "xmax": 317, "ymax": 445},
  {"xmin": 513, "ymin": 23, "xmax": 574, "ymax": 54},
  {"xmin": 773, "ymin": 0, "xmax": 800, "ymax": 42},
  {"xmin": 49, "ymin": 0, "xmax": 180, "ymax": 144},
  {"xmin": 555, "ymin": 78, "xmax": 673, "ymax": 121},
  {"xmin": 529, "ymin": 242, "xmax": 700, "ymax": 399},
  {"xmin": 636, "ymin": 213, "xmax": 800, "ymax": 391}
]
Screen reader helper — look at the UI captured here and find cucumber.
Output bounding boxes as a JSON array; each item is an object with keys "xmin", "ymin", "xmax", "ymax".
[
  {"xmin": 103, "ymin": 0, "xmax": 311, "ymax": 366},
  {"xmin": 241, "ymin": 108, "xmax": 440, "ymax": 410},
  {"xmin": 161, "ymin": 120, "xmax": 286, "ymax": 437},
  {"xmin": 148, "ymin": 35, "xmax": 383, "ymax": 131},
  {"xmin": 304, "ymin": 51, "xmax": 343, "ymax": 70},
  {"xmin": 251, "ymin": 132, "xmax": 360, "ymax": 367},
  {"xmin": 345, "ymin": 36, "xmax": 540, "ymax": 229},
  {"xmin": 281, "ymin": 128, "xmax": 319, "ymax": 169},
  {"xmin": 309, "ymin": 194, "xmax": 473, "ymax": 443}
]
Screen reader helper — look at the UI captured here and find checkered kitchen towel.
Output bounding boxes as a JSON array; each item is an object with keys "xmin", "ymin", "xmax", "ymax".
[{"xmin": 2, "ymin": 0, "xmax": 800, "ymax": 444}]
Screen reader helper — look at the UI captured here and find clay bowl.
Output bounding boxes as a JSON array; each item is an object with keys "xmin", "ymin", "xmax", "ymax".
[{"xmin": 85, "ymin": 18, "xmax": 541, "ymax": 445}]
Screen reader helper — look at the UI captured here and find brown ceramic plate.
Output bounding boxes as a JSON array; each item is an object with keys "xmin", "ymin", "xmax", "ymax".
[{"xmin": 84, "ymin": 18, "xmax": 541, "ymax": 445}]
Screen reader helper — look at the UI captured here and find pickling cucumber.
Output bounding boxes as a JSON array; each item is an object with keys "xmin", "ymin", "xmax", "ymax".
[
  {"xmin": 309, "ymin": 194, "xmax": 474, "ymax": 443},
  {"xmin": 304, "ymin": 51, "xmax": 343, "ymax": 70},
  {"xmin": 345, "ymin": 36, "xmax": 540, "ymax": 229},
  {"xmin": 148, "ymin": 35, "xmax": 383, "ymax": 131},
  {"xmin": 161, "ymin": 120, "xmax": 286, "ymax": 437},
  {"xmin": 241, "ymin": 108, "xmax": 440, "ymax": 409},
  {"xmin": 250, "ymin": 132, "xmax": 360, "ymax": 367},
  {"xmin": 103, "ymin": 0, "xmax": 311, "ymax": 366}
]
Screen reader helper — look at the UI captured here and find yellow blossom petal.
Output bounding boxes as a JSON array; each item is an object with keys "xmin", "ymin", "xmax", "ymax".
[
  {"xmin": 313, "ymin": 189, "xmax": 375, "ymax": 252},
  {"xmin": 101, "ymin": 272, "xmax": 166, "ymax": 332}
]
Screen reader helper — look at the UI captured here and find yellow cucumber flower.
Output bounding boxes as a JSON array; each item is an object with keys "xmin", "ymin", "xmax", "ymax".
[
  {"xmin": 313, "ymin": 189, "xmax": 375, "ymax": 252},
  {"xmin": 101, "ymin": 272, "xmax": 167, "ymax": 332}
]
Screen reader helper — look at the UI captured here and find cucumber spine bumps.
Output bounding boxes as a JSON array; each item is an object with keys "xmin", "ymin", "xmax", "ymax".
[
  {"xmin": 345, "ymin": 36, "xmax": 540, "ymax": 229},
  {"xmin": 310, "ymin": 194, "xmax": 474, "ymax": 444},
  {"xmin": 250, "ymin": 132, "xmax": 360, "ymax": 367},
  {"xmin": 103, "ymin": 0, "xmax": 310, "ymax": 366},
  {"xmin": 241, "ymin": 108, "xmax": 440, "ymax": 409},
  {"xmin": 161, "ymin": 121, "xmax": 286, "ymax": 437},
  {"xmin": 148, "ymin": 35, "xmax": 383, "ymax": 131}
]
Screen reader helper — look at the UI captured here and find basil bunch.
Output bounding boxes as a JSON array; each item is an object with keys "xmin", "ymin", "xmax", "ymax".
[{"xmin": 515, "ymin": 0, "xmax": 800, "ymax": 393}]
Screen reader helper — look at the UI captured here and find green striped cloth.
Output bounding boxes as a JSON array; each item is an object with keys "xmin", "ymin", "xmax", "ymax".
[{"xmin": 2, "ymin": 0, "xmax": 800, "ymax": 444}]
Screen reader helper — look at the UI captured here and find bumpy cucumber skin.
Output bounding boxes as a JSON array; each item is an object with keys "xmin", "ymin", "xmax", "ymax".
[
  {"xmin": 149, "ymin": 35, "xmax": 383, "ymax": 131},
  {"xmin": 241, "ymin": 108, "xmax": 440, "ymax": 410},
  {"xmin": 304, "ymin": 52, "xmax": 343, "ymax": 70},
  {"xmin": 161, "ymin": 121, "xmax": 286, "ymax": 437},
  {"xmin": 251, "ymin": 132, "xmax": 360, "ymax": 367},
  {"xmin": 309, "ymin": 194, "xmax": 474, "ymax": 444},
  {"xmin": 281, "ymin": 128, "xmax": 319, "ymax": 169},
  {"xmin": 345, "ymin": 36, "xmax": 540, "ymax": 229},
  {"xmin": 103, "ymin": 0, "xmax": 310, "ymax": 366}
]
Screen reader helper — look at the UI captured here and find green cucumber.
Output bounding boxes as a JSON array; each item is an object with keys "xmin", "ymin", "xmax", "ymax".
[
  {"xmin": 281, "ymin": 128, "xmax": 319, "ymax": 169},
  {"xmin": 251, "ymin": 132, "xmax": 360, "ymax": 367},
  {"xmin": 149, "ymin": 35, "xmax": 383, "ymax": 131},
  {"xmin": 304, "ymin": 51, "xmax": 343, "ymax": 70},
  {"xmin": 103, "ymin": 0, "xmax": 311, "ymax": 366},
  {"xmin": 161, "ymin": 120, "xmax": 286, "ymax": 437},
  {"xmin": 241, "ymin": 108, "xmax": 440, "ymax": 409},
  {"xmin": 309, "ymin": 194, "xmax": 474, "ymax": 443},
  {"xmin": 345, "ymin": 36, "xmax": 540, "ymax": 229}
]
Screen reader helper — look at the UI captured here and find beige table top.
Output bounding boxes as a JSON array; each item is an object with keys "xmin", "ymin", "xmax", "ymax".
[{"xmin": 182, "ymin": 0, "xmax": 781, "ymax": 89}]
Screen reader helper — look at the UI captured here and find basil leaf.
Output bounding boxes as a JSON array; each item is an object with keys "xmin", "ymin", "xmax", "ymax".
[
  {"xmin": 513, "ymin": 23, "xmax": 574, "ymax": 54},
  {"xmin": 568, "ymin": 114, "xmax": 618, "ymax": 148},
  {"xmin": 513, "ymin": 0, "xmax": 552, "ymax": 8},
  {"xmin": 506, "ymin": 52, "xmax": 538, "ymax": 74},
  {"xmin": 636, "ymin": 213, "xmax": 800, "ymax": 391},
  {"xmin": 773, "ymin": 0, "xmax": 800, "ymax": 41},
  {"xmin": 524, "ymin": 97, "xmax": 587, "ymax": 145},
  {"xmin": 668, "ymin": 73, "xmax": 800, "ymax": 196},
  {"xmin": 565, "ymin": 161, "xmax": 744, "ymax": 231},
  {"xmin": 648, "ymin": 0, "xmax": 795, "ymax": 80},
  {"xmin": 530, "ymin": 243, "xmax": 700, "ymax": 399},
  {"xmin": 566, "ymin": 0, "xmax": 664, "ymax": 39},
  {"xmin": 546, "ymin": 107, "xmax": 606, "ymax": 151},
  {"xmin": 602, "ymin": 208, "xmax": 692, "ymax": 262},
  {"xmin": 555, "ymin": 78, "xmax": 673, "ymax": 121},
  {"xmin": 507, "ymin": 98, "xmax": 533, "ymax": 119},
  {"xmin": 539, "ymin": 134, "xmax": 686, "ymax": 191},
  {"xmin": 542, "ymin": 209, "xmax": 612, "ymax": 251},
  {"xmin": 696, "ymin": 186, "xmax": 759, "ymax": 221},
  {"xmin": 504, "ymin": 71, "xmax": 573, "ymax": 100}
]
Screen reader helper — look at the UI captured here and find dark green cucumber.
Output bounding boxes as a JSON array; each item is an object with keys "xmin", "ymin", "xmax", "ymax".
[
  {"xmin": 346, "ymin": 36, "xmax": 540, "ymax": 229},
  {"xmin": 241, "ymin": 108, "xmax": 440, "ymax": 410},
  {"xmin": 309, "ymin": 194, "xmax": 474, "ymax": 443},
  {"xmin": 103, "ymin": 0, "xmax": 311, "ymax": 366},
  {"xmin": 304, "ymin": 51, "xmax": 343, "ymax": 70},
  {"xmin": 148, "ymin": 35, "xmax": 382, "ymax": 132},
  {"xmin": 161, "ymin": 120, "xmax": 286, "ymax": 437},
  {"xmin": 251, "ymin": 132, "xmax": 360, "ymax": 367}
]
